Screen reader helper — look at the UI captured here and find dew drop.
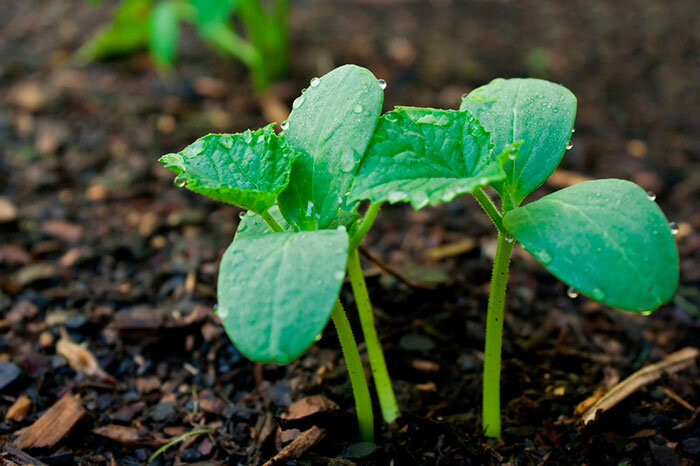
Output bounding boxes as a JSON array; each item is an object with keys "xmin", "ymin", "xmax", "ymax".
[
  {"xmin": 567, "ymin": 287, "xmax": 579, "ymax": 298},
  {"xmin": 310, "ymin": 77, "xmax": 320, "ymax": 87},
  {"xmin": 505, "ymin": 234, "xmax": 514, "ymax": 243},
  {"xmin": 334, "ymin": 271, "xmax": 345, "ymax": 280},
  {"xmin": 571, "ymin": 127, "xmax": 576, "ymax": 133},
  {"xmin": 216, "ymin": 305, "xmax": 229, "ymax": 319},
  {"xmin": 565, "ymin": 140, "xmax": 574, "ymax": 150},
  {"xmin": 388, "ymin": 190, "xmax": 407, "ymax": 203},
  {"xmin": 340, "ymin": 148, "xmax": 357, "ymax": 172},
  {"xmin": 292, "ymin": 95, "xmax": 305, "ymax": 109},
  {"xmin": 305, "ymin": 201, "xmax": 314, "ymax": 217},
  {"xmin": 243, "ymin": 132, "xmax": 253, "ymax": 144},
  {"xmin": 669, "ymin": 221, "xmax": 679, "ymax": 235},
  {"xmin": 533, "ymin": 248, "xmax": 552, "ymax": 264},
  {"xmin": 174, "ymin": 178, "xmax": 186, "ymax": 188},
  {"xmin": 591, "ymin": 288, "xmax": 606, "ymax": 300},
  {"xmin": 646, "ymin": 191, "xmax": 656, "ymax": 201},
  {"xmin": 384, "ymin": 112, "xmax": 399, "ymax": 123},
  {"xmin": 479, "ymin": 177, "xmax": 489, "ymax": 185},
  {"xmin": 239, "ymin": 211, "xmax": 246, "ymax": 219},
  {"xmin": 281, "ymin": 120, "xmax": 289, "ymax": 130},
  {"xmin": 641, "ymin": 310, "xmax": 653, "ymax": 316},
  {"xmin": 353, "ymin": 104, "xmax": 363, "ymax": 114},
  {"xmin": 508, "ymin": 151, "xmax": 517, "ymax": 160},
  {"xmin": 461, "ymin": 93, "xmax": 469, "ymax": 100},
  {"xmin": 378, "ymin": 79, "xmax": 387, "ymax": 89},
  {"xmin": 336, "ymin": 225, "xmax": 346, "ymax": 232}
]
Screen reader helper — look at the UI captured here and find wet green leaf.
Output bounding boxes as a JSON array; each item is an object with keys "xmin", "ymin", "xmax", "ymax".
[
  {"xmin": 350, "ymin": 107, "xmax": 503, "ymax": 209},
  {"xmin": 503, "ymin": 179, "xmax": 679, "ymax": 312},
  {"xmin": 217, "ymin": 229, "xmax": 349, "ymax": 363},
  {"xmin": 159, "ymin": 124, "xmax": 297, "ymax": 214},
  {"xmin": 461, "ymin": 78, "xmax": 576, "ymax": 207},
  {"xmin": 277, "ymin": 65, "xmax": 383, "ymax": 230}
]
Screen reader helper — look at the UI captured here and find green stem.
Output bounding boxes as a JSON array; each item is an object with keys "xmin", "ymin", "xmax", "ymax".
[
  {"xmin": 259, "ymin": 210, "xmax": 284, "ymax": 232},
  {"xmin": 330, "ymin": 300, "xmax": 374, "ymax": 442},
  {"xmin": 347, "ymin": 248, "xmax": 400, "ymax": 423},
  {"xmin": 482, "ymin": 231, "xmax": 514, "ymax": 438},
  {"xmin": 350, "ymin": 203, "xmax": 381, "ymax": 249},
  {"xmin": 473, "ymin": 188, "xmax": 505, "ymax": 234}
]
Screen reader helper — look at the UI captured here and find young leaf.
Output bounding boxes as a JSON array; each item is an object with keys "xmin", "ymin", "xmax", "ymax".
[
  {"xmin": 149, "ymin": 1, "xmax": 180, "ymax": 68},
  {"xmin": 159, "ymin": 124, "xmax": 297, "ymax": 214},
  {"xmin": 503, "ymin": 179, "xmax": 679, "ymax": 312},
  {"xmin": 349, "ymin": 107, "xmax": 503, "ymax": 209},
  {"xmin": 217, "ymin": 229, "xmax": 350, "ymax": 363},
  {"xmin": 277, "ymin": 65, "xmax": 384, "ymax": 230},
  {"xmin": 461, "ymin": 78, "xmax": 576, "ymax": 207}
]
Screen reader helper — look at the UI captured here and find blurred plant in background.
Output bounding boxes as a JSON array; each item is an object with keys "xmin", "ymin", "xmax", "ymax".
[{"xmin": 78, "ymin": 0, "xmax": 288, "ymax": 92}]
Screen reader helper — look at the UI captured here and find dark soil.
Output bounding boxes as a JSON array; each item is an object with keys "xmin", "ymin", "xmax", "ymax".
[{"xmin": 1, "ymin": 0, "xmax": 699, "ymax": 464}]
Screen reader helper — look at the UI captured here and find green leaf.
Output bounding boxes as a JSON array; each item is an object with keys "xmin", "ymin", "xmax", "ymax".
[
  {"xmin": 217, "ymin": 229, "xmax": 349, "ymax": 363},
  {"xmin": 503, "ymin": 179, "xmax": 679, "ymax": 312},
  {"xmin": 159, "ymin": 124, "xmax": 297, "ymax": 214},
  {"xmin": 237, "ymin": 205, "xmax": 359, "ymax": 240},
  {"xmin": 461, "ymin": 78, "xmax": 577, "ymax": 207},
  {"xmin": 77, "ymin": 0, "xmax": 151, "ymax": 62},
  {"xmin": 190, "ymin": 0, "xmax": 237, "ymax": 31},
  {"xmin": 149, "ymin": 1, "xmax": 180, "ymax": 68},
  {"xmin": 349, "ymin": 107, "xmax": 504, "ymax": 209},
  {"xmin": 277, "ymin": 65, "xmax": 384, "ymax": 230}
]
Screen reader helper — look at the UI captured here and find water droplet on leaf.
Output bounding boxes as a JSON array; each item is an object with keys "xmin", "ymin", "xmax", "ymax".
[
  {"xmin": 461, "ymin": 93, "xmax": 468, "ymax": 100},
  {"xmin": 243, "ymin": 132, "xmax": 253, "ymax": 144},
  {"xmin": 508, "ymin": 151, "xmax": 516, "ymax": 160},
  {"xmin": 340, "ymin": 148, "xmax": 357, "ymax": 172},
  {"xmin": 479, "ymin": 177, "xmax": 489, "ymax": 185},
  {"xmin": 533, "ymin": 248, "xmax": 552, "ymax": 264},
  {"xmin": 239, "ymin": 211, "xmax": 246, "ymax": 219},
  {"xmin": 646, "ymin": 191, "xmax": 656, "ymax": 201},
  {"xmin": 571, "ymin": 128, "xmax": 576, "ymax": 133},
  {"xmin": 174, "ymin": 178, "xmax": 186, "ymax": 188},
  {"xmin": 641, "ymin": 310, "xmax": 653, "ymax": 316},
  {"xmin": 591, "ymin": 288, "xmax": 606, "ymax": 300},
  {"xmin": 567, "ymin": 287, "xmax": 579, "ymax": 298},
  {"xmin": 216, "ymin": 305, "xmax": 229, "ymax": 319},
  {"xmin": 310, "ymin": 77, "xmax": 320, "ymax": 87},
  {"xmin": 292, "ymin": 95, "xmax": 305, "ymax": 109},
  {"xmin": 334, "ymin": 271, "xmax": 345, "ymax": 280},
  {"xmin": 566, "ymin": 140, "xmax": 574, "ymax": 150},
  {"xmin": 388, "ymin": 190, "xmax": 407, "ymax": 203},
  {"xmin": 305, "ymin": 201, "xmax": 314, "ymax": 217},
  {"xmin": 280, "ymin": 120, "xmax": 289, "ymax": 130},
  {"xmin": 669, "ymin": 221, "xmax": 679, "ymax": 235},
  {"xmin": 378, "ymin": 79, "xmax": 387, "ymax": 89},
  {"xmin": 505, "ymin": 234, "xmax": 514, "ymax": 243},
  {"xmin": 353, "ymin": 104, "xmax": 363, "ymax": 114},
  {"xmin": 336, "ymin": 225, "xmax": 346, "ymax": 232}
]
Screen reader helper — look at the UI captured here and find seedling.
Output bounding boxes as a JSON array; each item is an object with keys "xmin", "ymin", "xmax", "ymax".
[
  {"xmin": 160, "ymin": 65, "xmax": 407, "ymax": 442},
  {"xmin": 454, "ymin": 78, "xmax": 679, "ymax": 437},
  {"xmin": 80, "ymin": 0, "xmax": 287, "ymax": 91}
]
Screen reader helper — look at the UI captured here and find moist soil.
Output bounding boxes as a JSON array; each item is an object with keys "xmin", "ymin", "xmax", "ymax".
[{"xmin": 1, "ymin": 0, "xmax": 699, "ymax": 464}]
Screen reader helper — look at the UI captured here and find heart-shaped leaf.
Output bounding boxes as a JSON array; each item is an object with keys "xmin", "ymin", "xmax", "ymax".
[
  {"xmin": 461, "ymin": 78, "xmax": 577, "ymax": 207},
  {"xmin": 159, "ymin": 124, "xmax": 297, "ymax": 214},
  {"xmin": 503, "ymin": 179, "xmax": 679, "ymax": 312},
  {"xmin": 217, "ymin": 229, "xmax": 350, "ymax": 363},
  {"xmin": 277, "ymin": 64, "xmax": 384, "ymax": 230},
  {"xmin": 349, "ymin": 107, "xmax": 503, "ymax": 209}
]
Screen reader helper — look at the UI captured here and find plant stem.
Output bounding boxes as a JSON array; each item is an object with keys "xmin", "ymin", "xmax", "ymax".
[
  {"xmin": 330, "ymin": 300, "xmax": 374, "ymax": 442},
  {"xmin": 259, "ymin": 210, "xmax": 284, "ymax": 232},
  {"xmin": 482, "ymin": 231, "xmax": 514, "ymax": 438},
  {"xmin": 473, "ymin": 188, "xmax": 505, "ymax": 234},
  {"xmin": 350, "ymin": 203, "xmax": 381, "ymax": 249},
  {"xmin": 347, "ymin": 248, "xmax": 400, "ymax": 423}
]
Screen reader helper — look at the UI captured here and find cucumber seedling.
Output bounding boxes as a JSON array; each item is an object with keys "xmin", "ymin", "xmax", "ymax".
[
  {"xmin": 160, "ymin": 65, "xmax": 404, "ymax": 442},
  {"xmin": 456, "ymin": 78, "xmax": 680, "ymax": 437}
]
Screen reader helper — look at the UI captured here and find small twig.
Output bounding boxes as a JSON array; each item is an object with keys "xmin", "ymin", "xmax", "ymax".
[
  {"xmin": 358, "ymin": 245, "xmax": 436, "ymax": 290},
  {"xmin": 580, "ymin": 347, "xmax": 699, "ymax": 426},
  {"xmin": 2, "ymin": 444, "xmax": 49, "ymax": 466},
  {"xmin": 148, "ymin": 428, "xmax": 213, "ymax": 464},
  {"xmin": 661, "ymin": 386, "xmax": 696, "ymax": 412}
]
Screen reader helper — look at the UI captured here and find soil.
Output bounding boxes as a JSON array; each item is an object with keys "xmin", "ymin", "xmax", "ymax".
[{"xmin": 1, "ymin": 0, "xmax": 699, "ymax": 464}]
